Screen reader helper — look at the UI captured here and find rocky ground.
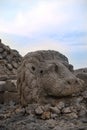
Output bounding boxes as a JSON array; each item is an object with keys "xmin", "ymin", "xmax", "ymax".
[
  {"xmin": 0, "ymin": 93, "xmax": 87, "ymax": 130},
  {"xmin": 0, "ymin": 39, "xmax": 87, "ymax": 130}
]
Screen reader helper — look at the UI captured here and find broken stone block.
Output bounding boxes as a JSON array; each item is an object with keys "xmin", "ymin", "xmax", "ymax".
[{"xmin": 4, "ymin": 91, "xmax": 19, "ymax": 103}]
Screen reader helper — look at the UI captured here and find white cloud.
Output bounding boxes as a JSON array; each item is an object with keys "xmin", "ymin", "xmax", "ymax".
[{"xmin": 0, "ymin": 0, "xmax": 85, "ymax": 37}]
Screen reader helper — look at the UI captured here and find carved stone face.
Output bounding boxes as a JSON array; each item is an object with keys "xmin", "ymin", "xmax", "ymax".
[{"xmin": 17, "ymin": 51, "xmax": 85, "ymax": 106}]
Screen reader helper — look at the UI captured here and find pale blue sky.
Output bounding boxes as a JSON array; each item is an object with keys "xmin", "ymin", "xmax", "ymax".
[{"xmin": 0, "ymin": 0, "xmax": 87, "ymax": 69}]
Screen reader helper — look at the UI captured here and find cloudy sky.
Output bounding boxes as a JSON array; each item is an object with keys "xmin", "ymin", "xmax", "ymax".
[{"xmin": 0, "ymin": 0, "xmax": 87, "ymax": 69}]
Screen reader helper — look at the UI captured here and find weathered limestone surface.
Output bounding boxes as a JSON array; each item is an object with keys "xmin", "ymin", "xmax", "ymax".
[
  {"xmin": 0, "ymin": 39, "xmax": 22, "ymax": 76},
  {"xmin": 74, "ymin": 68, "xmax": 87, "ymax": 85},
  {"xmin": 17, "ymin": 50, "xmax": 85, "ymax": 106},
  {"xmin": 0, "ymin": 80, "xmax": 19, "ymax": 104}
]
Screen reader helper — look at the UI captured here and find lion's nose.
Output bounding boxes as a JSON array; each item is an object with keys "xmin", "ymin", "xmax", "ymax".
[
  {"xmin": 36, "ymin": 69, "xmax": 44, "ymax": 77},
  {"xmin": 66, "ymin": 78, "xmax": 79, "ymax": 85}
]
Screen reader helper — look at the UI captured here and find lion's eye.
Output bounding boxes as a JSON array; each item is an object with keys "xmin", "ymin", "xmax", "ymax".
[
  {"xmin": 40, "ymin": 70, "xmax": 43, "ymax": 74},
  {"xmin": 55, "ymin": 64, "xmax": 58, "ymax": 73},
  {"xmin": 31, "ymin": 66, "xmax": 35, "ymax": 71}
]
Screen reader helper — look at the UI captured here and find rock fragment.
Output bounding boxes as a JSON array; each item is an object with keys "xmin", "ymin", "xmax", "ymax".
[{"xmin": 35, "ymin": 106, "xmax": 43, "ymax": 115}]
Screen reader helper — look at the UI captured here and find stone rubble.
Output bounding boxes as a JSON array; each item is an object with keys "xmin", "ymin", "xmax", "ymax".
[
  {"xmin": 0, "ymin": 80, "xmax": 19, "ymax": 104},
  {"xmin": 0, "ymin": 39, "xmax": 22, "ymax": 75},
  {"xmin": 0, "ymin": 96, "xmax": 87, "ymax": 130},
  {"xmin": 0, "ymin": 39, "xmax": 21, "ymax": 104}
]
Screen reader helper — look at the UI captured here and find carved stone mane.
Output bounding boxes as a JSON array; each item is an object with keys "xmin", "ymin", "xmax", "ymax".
[{"xmin": 17, "ymin": 50, "xmax": 85, "ymax": 106}]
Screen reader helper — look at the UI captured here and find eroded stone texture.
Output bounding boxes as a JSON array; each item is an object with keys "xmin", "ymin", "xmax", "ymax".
[
  {"xmin": 0, "ymin": 39, "xmax": 22, "ymax": 76},
  {"xmin": 74, "ymin": 68, "xmax": 87, "ymax": 85},
  {"xmin": 0, "ymin": 80, "xmax": 19, "ymax": 104},
  {"xmin": 17, "ymin": 50, "xmax": 85, "ymax": 106}
]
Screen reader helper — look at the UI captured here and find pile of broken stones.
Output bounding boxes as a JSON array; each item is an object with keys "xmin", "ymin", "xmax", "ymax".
[
  {"xmin": 0, "ymin": 40, "xmax": 87, "ymax": 130},
  {"xmin": 0, "ymin": 39, "xmax": 22, "ymax": 104}
]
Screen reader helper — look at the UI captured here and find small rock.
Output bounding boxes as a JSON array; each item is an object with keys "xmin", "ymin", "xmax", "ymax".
[
  {"xmin": 65, "ymin": 112, "xmax": 78, "ymax": 119},
  {"xmin": 25, "ymin": 104, "xmax": 38, "ymax": 115},
  {"xmin": 51, "ymin": 113, "xmax": 58, "ymax": 119},
  {"xmin": 70, "ymin": 106, "xmax": 77, "ymax": 113},
  {"xmin": 82, "ymin": 91, "xmax": 87, "ymax": 99},
  {"xmin": 75, "ymin": 103, "xmax": 82, "ymax": 111},
  {"xmin": 12, "ymin": 50, "xmax": 19, "ymax": 56},
  {"xmin": 62, "ymin": 107, "xmax": 71, "ymax": 114},
  {"xmin": 12, "ymin": 61, "xmax": 18, "ymax": 69},
  {"xmin": 81, "ymin": 118, "xmax": 87, "ymax": 123},
  {"xmin": 0, "ymin": 114, "xmax": 5, "ymax": 120},
  {"xmin": 3, "ymin": 45, "xmax": 10, "ymax": 52},
  {"xmin": 6, "ymin": 55, "xmax": 12, "ymax": 62},
  {"xmin": 41, "ymin": 111, "xmax": 51, "ymax": 120},
  {"xmin": 44, "ymin": 104, "xmax": 51, "ymax": 111},
  {"xmin": 12, "ymin": 68, "xmax": 17, "ymax": 74},
  {"xmin": 11, "ymin": 80, "xmax": 17, "ymax": 86},
  {"xmin": 5, "ymin": 80, "xmax": 17, "ymax": 92},
  {"xmin": 0, "ymin": 81, "xmax": 5, "ymax": 92},
  {"xmin": 47, "ymin": 119, "xmax": 56, "ymax": 129},
  {"xmin": 79, "ymin": 106, "xmax": 87, "ymax": 117},
  {"xmin": 25, "ymin": 108, "xmax": 32, "ymax": 115},
  {"xmin": 76, "ymin": 97, "xmax": 83, "ymax": 104},
  {"xmin": 54, "ymin": 126, "xmax": 63, "ymax": 130},
  {"xmin": 35, "ymin": 106, "xmax": 43, "ymax": 115},
  {"xmin": 15, "ymin": 107, "xmax": 25, "ymax": 115},
  {"xmin": 9, "ymin": 101, "xmax": 16, "ymax": 107},
  {"xmin": 57, "ymin": 101, "xmax": 65, "ymax": 110},
  {"xmin": 50, "ymin": 106, "xmax": 60, "ymax": 114},
  {"xmin": 7, "ymin": 63, "xmax": 13, "ymax": 70},
  {"xmin": 2, "ymin": 51, "xmax": 7, "ymax": 58},
  {"xmin": 0, "ymin": 75, "xmax": 8, "ymax": 81}
]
